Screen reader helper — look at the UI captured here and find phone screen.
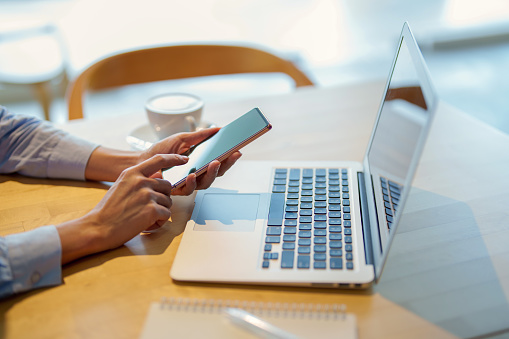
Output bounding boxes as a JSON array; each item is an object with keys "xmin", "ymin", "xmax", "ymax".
[{"xmin": 163, "ymin": 107, "xmax": 271, "ymax": 189}]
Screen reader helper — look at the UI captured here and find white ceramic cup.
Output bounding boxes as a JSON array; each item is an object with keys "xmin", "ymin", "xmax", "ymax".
[{"xmin": 145, "ymin": 93, "xmax": 203, "ymax": 140}]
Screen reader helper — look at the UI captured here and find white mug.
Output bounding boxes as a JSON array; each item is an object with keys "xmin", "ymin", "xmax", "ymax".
[{"xmin": 145, "ymin": 93, "xmax": 203, "ymax": 140}]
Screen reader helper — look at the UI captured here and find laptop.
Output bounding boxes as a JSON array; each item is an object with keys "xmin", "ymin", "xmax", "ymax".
[{"xmin": 170, "ymin": 22, "xmax": 438, "ymax": 288}]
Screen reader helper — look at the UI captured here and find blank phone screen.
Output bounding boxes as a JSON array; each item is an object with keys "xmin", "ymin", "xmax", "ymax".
[{"xmin": 163, "ymin": 108, "xmax": 270, "ymax": 188}]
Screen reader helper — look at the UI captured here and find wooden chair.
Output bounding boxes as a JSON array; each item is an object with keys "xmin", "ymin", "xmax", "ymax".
[
  {"xmin": 66, "ymin": 44, "xmax": 314, "ymax": 120},
  {"xmin": 0, "ymin": 22, "xmax": 66, "ymax": 121}
]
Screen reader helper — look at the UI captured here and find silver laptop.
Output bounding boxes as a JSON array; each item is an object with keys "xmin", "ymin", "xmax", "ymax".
[{"xmin": 170, "ymin": 22, "xmax": 438, "ymax": 288}]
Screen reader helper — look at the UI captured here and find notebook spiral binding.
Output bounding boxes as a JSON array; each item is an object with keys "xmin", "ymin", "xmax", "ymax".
[{"xmin": 160, "ymin": 297, "xmax": 348, "ymax": 320}]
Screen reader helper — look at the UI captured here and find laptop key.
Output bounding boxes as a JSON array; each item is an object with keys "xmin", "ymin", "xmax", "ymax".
[
  {"xmin": 266, "ymin": 226, "xmax": 282, "ymax": 235},
  {"xmin": 298, "ymin": 224, "xmax": 312, "ymax": 231},
  {"xmin": 314, "ymin": 237, "xmax": 326, "ymax": 244},
  {"xmin": 314, "ymin": 261, "xmax": 326, "ymax": 269},
  {"xmin": 288, "ymin": 187, "xmax": 299, "ymax": 193},
  {"xmin": 300, "ymin": 210, "xmax": 312, "ymax": 216},
  {"xmin": 329, "ymin": 218, "xmax": 342, "ymax": 225},
  {"xmin": 282, "ymin": 242, "xmax": 295, "ymax": 250},
  {"xmin": 284, "ymin": 227, "xmax": 297, "ymax": 234},
  {"xmin": 314, "ymin": 229, "xmax": 327, "ymax": 236},
  {"xmin": 314, "ymin": 222, "xmax": 327, "ymax": 229},
  {"xmin": 298, "ymin": 247, "xmax": 311, "ymax": 254},
  {"xmin": 314, "ymin": 253, "xmax": 326, "ymax": 261},
  {"xmin": 315, "ymin": 201, "xmax": 327, "ymax": 208},
  {"xmin": 329, "ymin": 233, "xmax": 342, "ymax": 241},
  {"xmin": 299, "ymin": 231, "xmax": 312, "ymax": 238},
  {"xmin": 297, "ymin": 255, "xmax": 310, "ymax": 268},
  {"xmin": 329, "ymin": 226, "xmax": 342, "ymax": 233},
  {"xmin": 288, "ymin": 180, "xmax": 300, "ymax": 187},
  {"xmin": 283, "ymin": 235, "xmax": 296, "ymax": 242},
  {"xmin": 265, "ymin": 236, "xmax": 281, "ymax": 244},
  {"xmin": 330, "ymin": 249, "xmax": 343, "ymax": 257},
  {"xmin": 314, "ymin": 245, "xmax": 326, "ymax": 253},
  {"xmin": 281, "ymin": 251, "xmax": 295, "ymax": 268},
  {"xmin": 267, "ymin": 193, "xmax": 285, "ymax": 226},
  {"xmin": 272, "ymin": 185, "xmax": 286, "ymax": 193},
  {"xmin": 285, "ymin": 212, "xmax": 298, "ymax": 219},
  {"xmin": 298, "ymin": 238, "xmax": 311, "ymax": 246},
  {"xmin": 284, "ymin": 219, "xmax": 297, "ymax": 226},
  {"xmin": 299, "ymin": 216, "xmax": 312, "ymax": 223},
  {"xmin": 300, "ymin": 196, "xmax": 313, "ymax": 202},
  {"xmin": 302, "ymin": 169, "xmax": 313, "ymax": 178},
  {"xmin": 314, "ymin": 208, "xmax": 327, "ymax": 214},
  {"xmin": 330, "ymin": 258, "xmax": 343, "ymax": 269},
  {"xmin": 330, "ymin": 241, "xmax": 342, "ymax": 248}
]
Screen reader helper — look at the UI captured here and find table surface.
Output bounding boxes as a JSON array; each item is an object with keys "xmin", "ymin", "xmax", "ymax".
[{"xmin": 1, "ymin": 81, "xmax": 508, "ymax": 339}]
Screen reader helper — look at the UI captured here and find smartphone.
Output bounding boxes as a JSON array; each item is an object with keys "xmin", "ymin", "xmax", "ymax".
[{"xmin": 163, "ymin": 107, "xmax": 272, "ymax": 190}]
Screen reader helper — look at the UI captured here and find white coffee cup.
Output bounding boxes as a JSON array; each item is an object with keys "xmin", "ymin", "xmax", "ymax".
[{"xmin": 145, "ymin": 93, "xmax": 203, "ymax": 140}]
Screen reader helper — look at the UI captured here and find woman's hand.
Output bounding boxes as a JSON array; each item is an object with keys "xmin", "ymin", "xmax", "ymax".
[
  {"xmin": 139, "ymin": 128, "xmax": 242, "ymax": 195},
  {"xmin": 57, "ymin": 154, "xmax": 188, "ymax": 264}
]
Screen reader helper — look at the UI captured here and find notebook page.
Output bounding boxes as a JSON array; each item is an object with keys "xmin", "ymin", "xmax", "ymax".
[{"xmin": 139, "ymin": 300, "xmax": 357, "ymax": 339}]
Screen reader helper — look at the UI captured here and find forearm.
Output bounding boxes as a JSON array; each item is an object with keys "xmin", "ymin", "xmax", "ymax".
[
  {"xmin": 85, "ymin": 146, "xmax": 142, "ymax": 182},
  {"xmin": 56, "ymin": 216, "xmax": 102, "ymax": 264}
]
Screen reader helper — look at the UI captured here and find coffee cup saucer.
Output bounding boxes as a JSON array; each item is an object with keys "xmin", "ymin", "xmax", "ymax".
[{"xmin": 126, "ymin": 121, "xmax": 214, "ymax": 151}]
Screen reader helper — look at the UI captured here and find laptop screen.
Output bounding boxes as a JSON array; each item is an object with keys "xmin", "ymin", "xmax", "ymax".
[{"xmin": 363, "ymin": 23, "xmax": 437, "ymax": 280}]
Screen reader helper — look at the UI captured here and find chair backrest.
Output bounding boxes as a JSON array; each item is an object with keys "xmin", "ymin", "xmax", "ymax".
[{"xmin": 66, "ymin": 44, "xmax": 314, "ymax": 120}]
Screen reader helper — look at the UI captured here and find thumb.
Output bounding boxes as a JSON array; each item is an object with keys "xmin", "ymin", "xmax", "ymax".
[{"xmin": 137, "ymin": 154, "xmax": 188, "ymax": 178}]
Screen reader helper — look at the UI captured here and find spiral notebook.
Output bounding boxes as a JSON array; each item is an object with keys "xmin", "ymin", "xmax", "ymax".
[{"xmin": 139, "ymin": 298, "xmax": 357, "ymax": 339}]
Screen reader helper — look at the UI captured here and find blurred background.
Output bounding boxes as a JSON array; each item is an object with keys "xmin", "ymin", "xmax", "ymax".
[{"xmin": 1, "ymin": 0, "xmax": 508, "ymax": 134}]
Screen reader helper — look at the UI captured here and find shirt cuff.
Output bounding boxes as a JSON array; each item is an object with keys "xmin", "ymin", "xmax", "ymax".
[
  {"xmin": 4, "ymin": 226, "xmax": 62, "ymax": 295},
  {"xmin": 47, "ymin": 133, "xmax": 99, "ymax": 180}
]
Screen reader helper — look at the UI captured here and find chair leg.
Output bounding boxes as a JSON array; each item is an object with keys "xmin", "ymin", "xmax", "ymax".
[{"xmin": 33, "ymin": 82, "xmax": 52, "ymax": 121}]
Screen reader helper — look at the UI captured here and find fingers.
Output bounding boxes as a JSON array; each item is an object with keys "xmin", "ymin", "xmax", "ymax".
[
  {"xmin": 217, "ymin": 151, "xmax": 242, "ymax": 177},
  {"xmin": 153, "ymin": 190, "xmax": 172, "ymax": 209},
  {"xmin": 180, "ymin": 127, "xmax": 220, "ymax": 144},
  {"xmin": 177, "ymin": 173, "xmax": 198, "ymax": 196},
  {"xmin": 136, "ymin": 154, "xmax": 188, "ymax": 178},
  {"xmin": 151, "ymin": 178, "xmax": 173, "ymax": 196},
  {"xmin": 176, "ymin": 127, "xmax": 221, "ymax": 152},
  {"xmin": 194, "ymin": 151, "xmax": 242, "ymax": 189}
]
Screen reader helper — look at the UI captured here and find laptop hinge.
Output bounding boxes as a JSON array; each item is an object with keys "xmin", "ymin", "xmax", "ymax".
[{"xmin": 357, "ymin": 172, "xmax": 374, "ymax": 265}]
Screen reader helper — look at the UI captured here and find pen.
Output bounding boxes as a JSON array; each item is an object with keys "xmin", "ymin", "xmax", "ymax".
[{"xmin": 224, "ymin": 308, "xmax": 299, "ymax": 339}]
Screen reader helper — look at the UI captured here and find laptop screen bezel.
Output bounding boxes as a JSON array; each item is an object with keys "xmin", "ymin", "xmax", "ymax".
[{"xmin": 361, "ymin": 22, "xmax": 438, "ymax": 282}]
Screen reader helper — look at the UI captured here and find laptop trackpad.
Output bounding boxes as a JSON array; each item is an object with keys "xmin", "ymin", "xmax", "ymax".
[{"xmin": 193, "ymin": 193, "xmax": 261, "ymax": 232}]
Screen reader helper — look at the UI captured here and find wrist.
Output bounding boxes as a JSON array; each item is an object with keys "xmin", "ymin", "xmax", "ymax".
[
  {"xmin": 85, "ymin": 146, "xmax": 141, "ymax": 182},
  {"xmin": 56, "ymin": 214, "xmax": 103, "ymax": 264}
]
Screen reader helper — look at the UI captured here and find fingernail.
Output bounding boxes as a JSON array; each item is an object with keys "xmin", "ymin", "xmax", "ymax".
[{"xmin": 180, "ymin": 155, "xmax": 189, "ymax": 162}]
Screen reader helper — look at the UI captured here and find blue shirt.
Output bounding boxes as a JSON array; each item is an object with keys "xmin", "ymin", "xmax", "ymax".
[{"xmin": 0, "ymin": 106, "xmax": 98, "ymax": 298}]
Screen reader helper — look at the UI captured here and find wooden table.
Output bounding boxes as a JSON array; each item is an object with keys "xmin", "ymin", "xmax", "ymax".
[{"xmin": 1, "ymin": 81, "xmax": 508, "ymax": 339}]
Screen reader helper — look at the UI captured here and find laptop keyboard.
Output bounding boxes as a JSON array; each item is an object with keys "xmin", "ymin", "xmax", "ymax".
[
  {"xmin": 380, "ymin": 177, "xmax": 402, "ymax": 231},
  {"xmin": 262, "ymin": 168, "xmax": 354, "ymax": 270}
]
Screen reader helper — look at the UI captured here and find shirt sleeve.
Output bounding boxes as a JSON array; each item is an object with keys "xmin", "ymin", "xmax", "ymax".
[
  {"xmin": 0, "ymin": 226, "xmax": 62, "ymax": 299},
  {"xmin": 0, "ymin": 106, "xmax": 99, "ymax": 180}
]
